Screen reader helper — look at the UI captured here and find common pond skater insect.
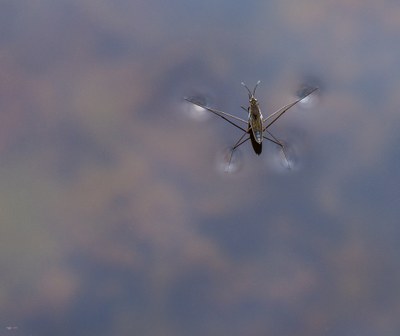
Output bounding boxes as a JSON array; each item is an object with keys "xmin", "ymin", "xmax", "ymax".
[{"xmin": 185, "ymin": 81, "xmax": 317, "ymax": 172}]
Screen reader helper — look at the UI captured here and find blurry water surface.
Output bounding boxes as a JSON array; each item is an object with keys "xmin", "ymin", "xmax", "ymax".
[{"xmin": 1, "ymin": 1, "xmax": 400, "ymax": 335}]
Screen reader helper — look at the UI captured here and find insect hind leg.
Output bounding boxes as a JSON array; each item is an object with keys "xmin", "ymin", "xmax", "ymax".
[
  {"xmin": 225, "ymin": 132, "xmax": 250, "ymax": 173},
  {"xmin": 263, "ymin": 130, "xmax": 291, "ymax": 169}
]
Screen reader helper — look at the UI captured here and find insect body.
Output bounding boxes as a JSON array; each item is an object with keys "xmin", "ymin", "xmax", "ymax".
[
  {"xmin": 185, "ymin": 81, "xmax": 317, "ymax": 171},
  {"xmin": 246, "ymin": 81, "xmax": 263, "ymax": 143},
  {"xmin": 243, "ymin": 81, "xmax": 263, "ymax": 155}
]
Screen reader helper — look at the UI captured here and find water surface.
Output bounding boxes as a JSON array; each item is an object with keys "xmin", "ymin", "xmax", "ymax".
[{"xmin": 1, "ymin": 1, "xmax": 400, "ymax": 335}]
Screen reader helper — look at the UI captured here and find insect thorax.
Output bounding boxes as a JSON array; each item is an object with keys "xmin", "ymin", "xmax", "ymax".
[{"xmin": 249, "ymin": 104, "xmax": 263, "ymax": 120}]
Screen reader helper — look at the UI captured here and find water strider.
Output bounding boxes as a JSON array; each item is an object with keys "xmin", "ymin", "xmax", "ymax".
[{"xmin": 185, "ymin": 82, "xmax": 317, "ymax": 172}]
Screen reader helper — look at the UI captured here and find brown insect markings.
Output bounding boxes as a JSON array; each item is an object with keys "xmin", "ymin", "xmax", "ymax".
[{"xmin": 247, "ymin": 97, "xmax": 263, "ymax": 144}]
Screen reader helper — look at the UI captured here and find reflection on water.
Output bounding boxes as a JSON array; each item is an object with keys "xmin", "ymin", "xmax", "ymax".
[
  {"xmin": 215, "ymin": 147, "xmax": 243, "ymax": 175},
  {"xmin": 2, "ymin": 0, "xmax": 400, "ymax": 336},
  {"xmin": 263, "ymin": 130, "xmax": 310, "ymax": 174},
  {"xmin": 265, "ymin": 142, "xmax": 296, "ymax": 172},
  {"xmin": 182, "ymin": 97, "xmax": 210, "ymax": 122},
  {"xmin": 297, "ymin": 85, "xmax": 322, "ymax": 109}
]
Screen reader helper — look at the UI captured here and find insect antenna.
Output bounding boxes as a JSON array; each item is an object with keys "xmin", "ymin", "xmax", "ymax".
[
  {"xmin": 252, "ymin": 80, "xmax": 261, "ymax": 96},
  {"xmin": 241, "ymin": 82, "xmax": 252, "ymax": 99},
  {"xmin": 241, "ymin": 81, "xmax": 261, "ymax": 98}
]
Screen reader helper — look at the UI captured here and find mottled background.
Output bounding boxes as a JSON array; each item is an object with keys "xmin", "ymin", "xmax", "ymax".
[{"xmin": 1, "ymin": 0, "xmax": 400, "ymax": 335}]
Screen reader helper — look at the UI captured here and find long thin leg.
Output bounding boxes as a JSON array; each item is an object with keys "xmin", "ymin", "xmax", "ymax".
[
  {"xmin": 263, "ymin": 88, "xmax": 318, "ymax": 129},
  {"xmin": 263, "ymin": 130, "xmax": 291, "ymax": 168},
  {"xmin": 184, "ymin": 98, "xmax": 248, "ymax": 127},
  {"xmin": 232, "ymin": 133, "xmax": 251, "ymax": 150},
  {"xmin": 225, "ymin": 131, "xmax": 250, "ymax": 173}
]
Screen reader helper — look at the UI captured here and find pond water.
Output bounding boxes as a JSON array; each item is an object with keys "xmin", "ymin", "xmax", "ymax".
[{"xmin": 1, "ymin": 1, "xmax": 400, "ymax": 335}]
